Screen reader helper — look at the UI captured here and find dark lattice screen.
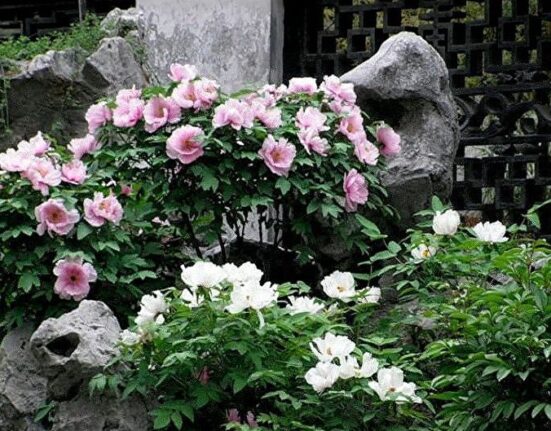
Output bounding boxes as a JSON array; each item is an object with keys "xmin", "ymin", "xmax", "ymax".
[{"xmin": 284, "ymin": 0, "xmax": 551, "ymax": 237}]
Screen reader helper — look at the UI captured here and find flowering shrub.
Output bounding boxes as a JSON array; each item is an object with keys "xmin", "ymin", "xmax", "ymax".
[{"xmin": 95, "ymin": 261, "xmax": 427, "ymax": 430}]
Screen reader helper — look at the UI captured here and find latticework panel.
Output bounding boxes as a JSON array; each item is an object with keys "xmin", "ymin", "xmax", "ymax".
[{"xmin": 284, "ymin": 0, "xmax": 551, "ymax": 237}]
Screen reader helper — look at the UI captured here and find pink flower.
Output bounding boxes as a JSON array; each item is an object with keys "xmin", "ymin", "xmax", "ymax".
[
  {"xmin": 53, "ymin": 258, "xmax": 97, "ymax": 301},
  {"xmin": 212, "ymin": 99, "xmax": 254, "ymax": 130},
  {"xmin": 226, "ymin": 409, "xmax": 241, "ymax": 424},
  {"xmin": 35, "ymin": 199, "xmax": 79, "ymax": 236},
  {"xmin": 250, "ymin": 101, "xmax": 282, "ymax": 129},
  {"xmin": 22, "ymin": 158, "xmax": 62, "ymax": 195},
  {"xmin": 295, "ymin": 107, "xmax": 329, "ymax": 133},
  {"xmin": 298, "ymin": 128, "xmax": 328, "ymax": 156},
  {"xmin": 17, "ymin": 132, "xmax": 50, "ymax": 157},
  {"xmin": 68, "ymin": 134, "xmax": 101, "ymax": 159},
  {"xmin": 343, "ymin": 169, "xmax": 368, "ymax": 212},
  {"xmin": 84, "ymin": 192, "xmax": 124, "ymax": 227},
  {"xmin": 337, "ymin": 110, "xmax": 365, "ymax": 141},
  {"xmin": 143, "ymin": 96, "xmax": 181, "ymax": 133},
  {"xmin": 195, "ymin": 366, "xmax": 210, "ymax": 385},
  {"xmin": 168, "ymin": 63, "xmax": 198, "ymax": 82},
  {"xmin": 0, "ymin": 148, "xmax": 32, "ymax": 172},
  {"xmin": 172, "ymin": 78, "xmax": 219, "ymax": 111},
  {"xmin": 353, "ymin": 137, "xmax": 379, "ymax": 166},
  {"xmin": 112, "ymin": 99, "xmax": 145, "ymax": 128},
  {"xmin": 115, "ymin": 87, "xmax": 142, "ymax": 105},
  {"xmin": 377, "ymin": 126, "xmax": 401, "ymax": 156},
  {"xmin": 85, "ymin": 102, "xmax": 112, "ymax": 133},
  {"xmin": 120, "ymin": 183, "xmax": 132, "ymax": 196},
  {"xmin": 61, "ymin": 159, "xmax": 87, "ymax": 185},
  {"xmin": 166, "ymin": 125, "xmax": 204, "ymax": 165},
  {"xmin": 288, "ymin": 77, "xmax": 318, "ymax": 95},
  {"xmin": 258, "ymin": 135, "xmax": 296, "ymax": 177},
  {"xmin": 320, "ymin": 75, "xmax": 357, "ymax": 105},
  {"xmin": 245, "ymin": 412, "xmax": 258, "ymax": 428}
]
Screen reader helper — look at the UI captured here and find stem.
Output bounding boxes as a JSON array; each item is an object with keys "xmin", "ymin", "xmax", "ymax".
[
  {"xmin": 183, "ymin": 214, "xmax": 203, "ymax": 259},
  {"xmin": 217, "ymin": 231, "xmax": 227, "ymax": 263}
]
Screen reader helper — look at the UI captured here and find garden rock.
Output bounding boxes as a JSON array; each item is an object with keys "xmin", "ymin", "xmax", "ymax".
[
  {"xmin": 341, "ymin": 31, "xmax": 459, "ymax": 227},
  {"xmin": 0, "ymin": 325, "xmax": 48, "ymax": 431},
  {"xmin": 30, "ymin": 300, "xmax": 121, "ymax": 400}
]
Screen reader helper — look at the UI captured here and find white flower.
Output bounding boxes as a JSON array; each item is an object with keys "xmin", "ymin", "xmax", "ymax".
[
  {"xmin": 432, "ymin": 209, "xmax": 460, "ymax": 235},
  {"xmin": 472, "ymin": 221, "xmax": 508, "ymax": 243},
  {"xmin": 321, "ymin": 271, "xmax": 356, "ymax": 300},
  {"xmin": 368, "ymin": 366, "xmax": 422, "ymax": 404},
  {"xmin": 180, "ymin": 288, "xmax": 204, "ymax": 308},
  {"xmin": 286, "ymin": 296, "xmax": 325, "ymax": 315},
  {"xmin": 338, "ymin": 352, "xmax": 379, "ymax": 379},
  {"xmin": 222, "ymin": 261, "xmax": 263, "ymax": 285},
  {"xmin": 357, "ymin": 287, "xmax": 381, "ymax": 304},
  {"xmin": 135, "ymin": 291, "xmax": 168, "ymax": 327},
  {"xmin": 119, "ymin": 329, "xmax": 140, "ymax": 346},
  {"xmin": 310, "ymin": 332, "xmax": 356, "ymax": 363},
  {"xmin": 411, "ymin": 244, "xmax": 437, "ymax": 260},
  {"xmin": 305, "ymin": 362, "xmax": 340, "ymax": 393},
  {"xmin": 181, "ymin": 261, "xmax": 226, "ymax": 289},
  {"xmin": 225, "ymin": 280, "xmax": 278, "ymax": 314}
]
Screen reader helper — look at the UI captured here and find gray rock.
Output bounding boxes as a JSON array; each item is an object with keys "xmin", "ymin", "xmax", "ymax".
[
  {"xmin": 30, "ymin": 301, "xmax": 121, "ymax": 400},
  {"xmin": 342, "ymin": 31, "xmax": 459, "ymax": 228},
  {"xmin": 52, "ymin": 392, "xmax": 151, "ymax": 431},
  {"xmin": 0, "ymin": 325, "xmax": 48, "ymax": 431},
  {"xmin": 2, "ymin": 36, "xmax": 147, "ymax": 150},
  {"xmin": 101, "ymin": 7, "xmax": 145, "ymax": 38}
]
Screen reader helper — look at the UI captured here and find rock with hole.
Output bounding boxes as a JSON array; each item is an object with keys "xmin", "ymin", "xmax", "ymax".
[{"xmin": 29, "ymin": 301, "xmax": 121, "ymax": 400}]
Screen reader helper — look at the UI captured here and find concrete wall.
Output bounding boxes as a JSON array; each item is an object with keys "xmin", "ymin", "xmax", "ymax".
[{"xmin": 136, "ymin": 0, "xmax": 283, "ymax": 93}]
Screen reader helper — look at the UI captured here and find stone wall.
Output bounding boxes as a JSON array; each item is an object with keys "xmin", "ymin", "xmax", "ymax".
[{"xmin": 136, "ymin": 0, "xmax": 284, "ymax": 92}]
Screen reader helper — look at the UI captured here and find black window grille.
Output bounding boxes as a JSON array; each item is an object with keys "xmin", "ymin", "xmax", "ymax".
[{"xmin": 284, "ymin": 0, "xmax": 551, "ymax": 238}]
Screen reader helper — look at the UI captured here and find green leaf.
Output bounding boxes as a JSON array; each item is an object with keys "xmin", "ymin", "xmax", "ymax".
[
  {"xmin": 275, "ymin": 177, "xmax": 291, "ymax": 195},
  {"xmin": 77, "ymin": 223, "xmax": 93, "ymax": 240},
  {"xmin": 18, "ymin": 273, "xmax": 39, "ymax": 293},
  {"xmin": 431, "ymin": 195, "xmax": 444, "ymax": 212}
]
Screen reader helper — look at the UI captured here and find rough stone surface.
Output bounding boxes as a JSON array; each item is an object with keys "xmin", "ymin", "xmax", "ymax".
[
  {"xmin": 136, "ymin": 0, "xmax": 282, "ymax": 91},
  {"xmin": 0, "ymin": 325, "xmax": 48, "ymax": 431},
  {"xmin": 52, "ymin": 392, "xmax": 151, "ymax": 431},
  {"xmin": 30, "ymin": 300, "xmax": 121, "ymax": 400},
  {"xmin": 2, "ymin": 35, "xmax": 147, "ymax": 150},
  {"xmin": 341, "ymin": 31, "xmax": 460, "ymax": 227}
]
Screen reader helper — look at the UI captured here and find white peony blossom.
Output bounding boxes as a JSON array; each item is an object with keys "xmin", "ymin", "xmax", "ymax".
[
  {"xmin": 119, "ymin": 329, "xmax": 140, "ymax": 346},
  {"xmin": 310, "ymin": 332, "xmax": 356, "ymax": 363},
  {"xmin": 338, "ymin": 352, "xmax": 379, "ymax": 379},
  {"xmin": 135, "ymin": 291, "xmax": 168, "ymax": 326},
  {"xmin": 357, "ymin": 287, "xmax": 381, "ymax": 304},
  {"xmin": 225, "ymin": 280, "xmax": 278, "ymax": 314},
  {"xmin": 368, "ymin": 366, "xmax": 422, "ymax": 404},
  {"xmin": 304, "ymin": 361, "xmax": 340, "ymax": 393},
  {"xmin": 321, "ymin": 271, "xmax": 356, "ymax": 300},
  {"xmin": 181, "ymin": 261, "xmax": 226, "ymax": 289},
  {"xmin": 286, "ymin": 296, "xmax": 325, "ymax": 315},
  {"xmin": 411, "ymin": 244, "xmax": 437, "ymax": 260},
  {"xmin": 432, "ymin": 209, "xmax": 460, "ymax": 236},
  {"xmin": 180, "ymin": 288, "xmax": 205, "ymax": 308},
  {"xmin": 222, "ymin": 261, "xmax": 263, "ymax": 285},
  {"xmin": 472, "ymin": 221, "xmax": 508, "ymax": 243}
]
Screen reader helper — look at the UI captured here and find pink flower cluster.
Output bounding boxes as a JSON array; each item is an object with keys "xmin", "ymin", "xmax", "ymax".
[
  {"xmin": 112, "ymin": 87, "xmax": 145, "ymax": 128},
  {"xmin": 143, "ymin": 96, "xmax": 181, "ymax": 133},
  {"xmin": 172, "ymin": 77, "xmax": 219, "ymax": 111},
  {"xmin": 295, "ymin": 107, "xmax": 329, "ymax": 156},
  {"xmin": 53, "ymin": 257, "xmax": 97, "ymax": 301},
  {"xmin": 226, "ymin": 409, "xmax": 258, "ymax": 428},
  {"xmin": 84, "ymin": 192, "xmax": 124, "ymax": 227}
]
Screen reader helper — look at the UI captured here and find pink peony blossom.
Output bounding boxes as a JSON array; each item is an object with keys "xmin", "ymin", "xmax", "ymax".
[
  {"xmin": 85, "ymin": 102, "xmax": 112, "ymax": 133},
  {"xmin": 168, "ymin": 63, "xmax": 198, "ymax": 82},
  {"xmin": 68, "ymin": 134, "xmax": 101, "ymax": 159},
  {"xmin": 17, "ymin": 132, "xmax": 50, "ymax": 157},
  {"xmin": 195, "ymin": 366, "xmax": 210, "ymax": 385},
  {"xmin": 143, "ymin": 96, "xmax": 181, "ymax": 133},
  {"xmin": 343, "ymin": 169, "xmax": 368, "ymax": 212},
  {"xmin": 245, "ymin": 412, "xmax": 258, "ymax": 428},
  {"xmin": 377, "ymin": 126, "xmax": 401, "ymax": 156},
  {"xmin": 84, "ymin": 192, "xmax": 124, "ymax": 227},
  {"xmin": 0, "ymin": 148, "xmax": 32, "ymax": 172},
  {"xmin": 53, "ymin": 257, "xmax": 97, "ymax": 301},
  {"xmin": 112, "ymin": 98, "xmax": 145, "ymax": 128},
  {"xmin": 295, "ymin": 107, "xmax": 329, "ymax": 133},
  {"xmin": 258, "ymin": 135, "xmax": 296, "ymax": 177},
  {"xmin": 61, "ymin": 159, "xmax": 87, "ymax": 185},
  {"xmin": 288, "ymin": 77, "xmax": 318, "ymax": 95},
  {"xmin": 249, "ymin": 101, "xmax": 282, "ymax": 129},
  {"xmin": 166, "ymin": 125, "xmax": 204, "ymax": 165},
  {"xmin": 212, "ymin": 99, "xmax": 254, "ymax": 130},
  {"xmin": 120, "ymin": 183, "xmax": 132, "ymax": 196},
  {"xmin": 353, "ymin": 137, "xmax": 379, "ymax": 166},
  {"xmin": 35, "ymin": 199, "xmax": 79, "ymax": 236},
  {"xmin": 172, "ymin": 78, "xmax": 219, "ymax": 111},
  {"xmin": 298, "ymin": 128, "xmax": 329, "ymax": 156},
  {"xmin": 22, "ymin": 158, "xmax": 62, "ymax": 195},
  {"xmin": 226, "ymin": 409, "xmax": 241, "ymax": 424},
  {"xmin": 320, "ymin": 75, "xmax": 357, "ymax": 105},
  {"xmin": 337, "ymin": 110, "xmax": 365, "ymax": 141},
  {"xmin": 115, "ymin": 87, "xmax": 142, "ymax": 105}
]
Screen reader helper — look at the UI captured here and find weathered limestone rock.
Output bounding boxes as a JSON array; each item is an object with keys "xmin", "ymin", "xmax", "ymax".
[
  {"xmin": 341, "ymin": 31, "xmax": 459, "ymax": 227},
  {"xmin": 2, "ymin": 35, "xmax": 147, "ymax": 150},
  {"xmin": 0, "ymin": 325, "xmax": 48, "ymax": 431},
  {"xmin": 30, "ymin": 301, "xmax": 121, "ymax": 400}
]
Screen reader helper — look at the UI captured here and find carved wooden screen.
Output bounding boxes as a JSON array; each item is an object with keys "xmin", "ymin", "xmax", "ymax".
[{"xmin": 283, "ymin": 0, "xmax": 551, "ymax": 237}]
